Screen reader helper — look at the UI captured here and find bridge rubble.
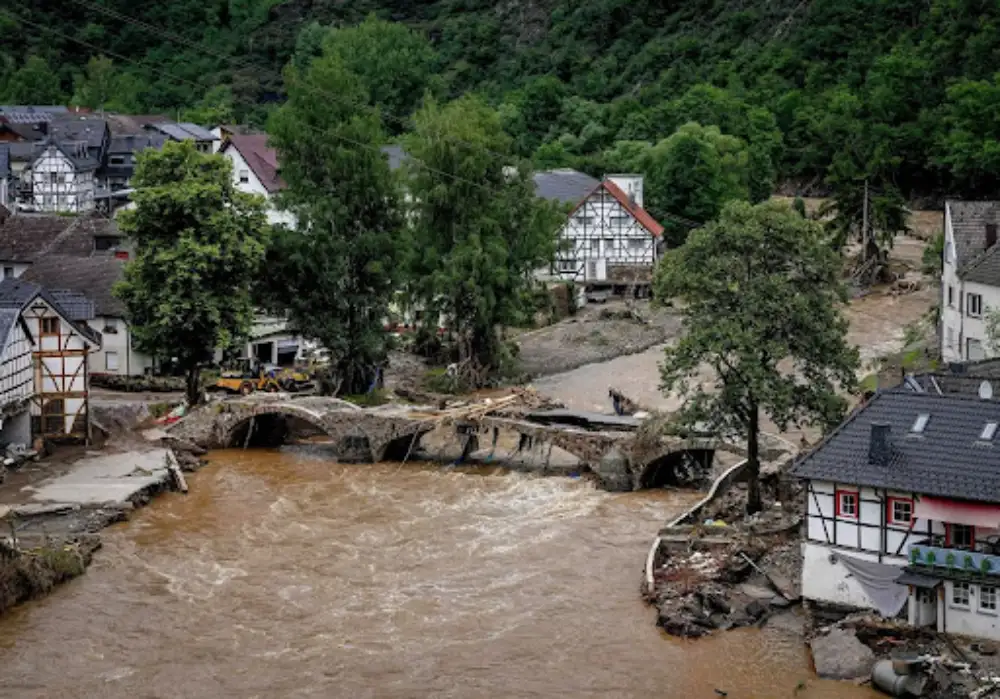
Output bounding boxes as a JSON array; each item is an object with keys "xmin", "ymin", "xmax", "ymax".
[{"xmin": 167, "ymin": 390, "xmax": 761, "ymax": 491}]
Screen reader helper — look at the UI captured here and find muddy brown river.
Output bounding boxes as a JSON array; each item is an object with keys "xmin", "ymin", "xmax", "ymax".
[{"xmin": 0, "ymin": 447, "xmax": 877, "ymax": 698}]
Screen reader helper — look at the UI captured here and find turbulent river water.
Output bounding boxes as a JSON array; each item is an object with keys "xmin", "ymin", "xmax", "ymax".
[{"xmin": 0, "ymin": 446, "xmax": 878, "ymax": 698}]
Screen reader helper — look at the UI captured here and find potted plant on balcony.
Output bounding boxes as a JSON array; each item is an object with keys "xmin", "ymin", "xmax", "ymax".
[
  {"xmin": 983, "ymin": 558, "xmax": 994, "ymax": 577},
  {"xmin": 946, "ymin": 552, "xmax": 957, "ymax": 568}
]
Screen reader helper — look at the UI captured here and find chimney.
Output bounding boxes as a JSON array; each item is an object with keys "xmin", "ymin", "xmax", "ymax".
[
  {"xmin": 868, "ymin": 423, "xmax": 892, "ymax": 466},
  {"xmin": 987, "ymin": 223, "xmax": 997, "ymax": 249}
]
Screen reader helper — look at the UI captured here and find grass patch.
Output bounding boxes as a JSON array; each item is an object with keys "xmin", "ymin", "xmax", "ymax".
[{"xmin": 342, "ymin": 389, "xmax": 391, "ymax": 407}]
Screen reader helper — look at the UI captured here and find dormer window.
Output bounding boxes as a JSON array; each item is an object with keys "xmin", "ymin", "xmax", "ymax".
[{"xmin": 94, "ymin": 235, "xmax": 122, "ymax": 252}]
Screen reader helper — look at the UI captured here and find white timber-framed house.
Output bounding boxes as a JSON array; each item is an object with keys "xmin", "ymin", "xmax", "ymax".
[
  {"xmin": 792, "ymin": 388, "xmax": 1000, "ymax": 641},
  {"xmin": 539, "ymin": 174, "xmax": 664, "ymax": 295},
  {"xmin": 941, "ymin": 201, "xmax": 1000, "ymax": 363},
  {"xmin": 0, "ymin": 280, "xmax": 100, "ymax": 443},
  {"xmin": 31, "ymin": 143, "xmax": 98, "ymax": 214}
]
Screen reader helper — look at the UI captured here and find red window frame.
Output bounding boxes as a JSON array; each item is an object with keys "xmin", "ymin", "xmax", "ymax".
[
  {"xmin": 946, "ymin": 523, "xmax": 976, "ymax": 549},
  {"xmin": 836, "ymin": 489, "xmax": 859, "ymax": 519},
  {"xmin": 887, "ymin": 497, "xmax": 914, "ymax": 526}
]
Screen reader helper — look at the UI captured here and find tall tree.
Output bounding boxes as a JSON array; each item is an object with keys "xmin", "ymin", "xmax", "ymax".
[
  {"xmin": 71, "ymin": 55, "xmax": 118, "ymax": 111},
  {"xmin": 115, "ymin": 141, "xmax": 269, "ymax": 406},
  {"xmin": 655, "ymin": 200, "xmax": 859, "ymax": 514},
  {"xmin": 3, "ymin": 55, "xmax": 64, "ymax": 104},
  {"xmin": 640, "ymin": 123, "xmax": 751, "ymax": 247},
  {"xmin": 323, "ymin": 14, "xmax": 441, "ymax": 134},
  {"xmin": 404, "ymin": 96, "xmax": 562, "ymax": 383},
  {"xmin": 263, "ymin": 50, "xmax": 403, "ymax": 395}
]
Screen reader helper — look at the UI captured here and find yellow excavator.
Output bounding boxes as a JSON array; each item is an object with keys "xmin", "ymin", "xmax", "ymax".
[{"xmin": 214, "ymin": 359, "xmax": 283, "ymax": 395}]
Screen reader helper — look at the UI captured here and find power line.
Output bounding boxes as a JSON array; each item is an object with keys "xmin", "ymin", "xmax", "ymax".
[{"xmin": 55, "ymin": 0, "xmax": 706, "ymax": 230}]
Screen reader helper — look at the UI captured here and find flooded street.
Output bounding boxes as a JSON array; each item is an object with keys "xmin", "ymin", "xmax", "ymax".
[{"xmin": 0, "ymin": 447, "xmax": 876, "ymax": 698}]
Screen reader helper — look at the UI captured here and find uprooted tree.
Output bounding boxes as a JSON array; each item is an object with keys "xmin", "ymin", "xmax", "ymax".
[
  {"xmin": 654, "ymin": 200, "xmax": 859, "ymax": 514},
  {"xmin": 115, "ymin": 140, "xmax": 270, "ymax": 406},
  {"xmin": 403, "ymin": 95, "xmax": 562, "ymax": 385},
  {"xmin": 261, "ymin": 48, "xmax": 404, "ymax": 395}
]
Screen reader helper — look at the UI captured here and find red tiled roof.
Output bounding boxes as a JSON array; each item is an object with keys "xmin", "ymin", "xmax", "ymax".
[
  {"xmin": 600, "ymin": 179, "xmax": 664, "ymax": 237},
  {"xmin": 222, "ymin": 133, "xmax": 285, "ymax": 193}
]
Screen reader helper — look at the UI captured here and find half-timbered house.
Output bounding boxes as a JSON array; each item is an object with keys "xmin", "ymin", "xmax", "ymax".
[
  {"xmin": 792, "ymin": 389, "xmax": 1000, "ymax": 640},
  {"xmin": 0, "ymin": 280, "xmax": 99, "ymax": 443},
  {"xmin": 541, "ymin": 175, "xmax": 664, "ymax": 295}
]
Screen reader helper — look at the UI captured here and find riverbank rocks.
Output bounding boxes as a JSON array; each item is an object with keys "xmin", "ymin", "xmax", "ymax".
[{"xmin": 809, "ymin": 628, "xmax": 875, "ymax": 680}]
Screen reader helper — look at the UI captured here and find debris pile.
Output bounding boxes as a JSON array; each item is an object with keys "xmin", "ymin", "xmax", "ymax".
[{"xmin": 649, "ymin": 525, "xmax": 801, "ymax": 638}]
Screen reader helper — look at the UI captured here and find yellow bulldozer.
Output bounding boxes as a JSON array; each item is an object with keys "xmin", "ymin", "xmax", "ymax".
[{"xmin": 214, "ymin": 360, "xmax": 314, "ymax": 395}]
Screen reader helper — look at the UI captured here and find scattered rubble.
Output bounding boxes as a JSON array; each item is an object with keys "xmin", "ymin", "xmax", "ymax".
[{"xmin": 810, "ymin": 626, "xmax": 876, "ymax": 680}]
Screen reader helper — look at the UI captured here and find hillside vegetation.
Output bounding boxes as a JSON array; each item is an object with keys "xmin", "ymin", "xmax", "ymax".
[{"xmin": 4, "ymin": 0, "xmax": 1000, "ymax": 202}]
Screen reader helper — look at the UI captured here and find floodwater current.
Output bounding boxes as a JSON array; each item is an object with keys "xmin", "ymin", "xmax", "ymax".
[{"xmin": 0, "ymin": 446, "xmax": 879, "ymax": 698}]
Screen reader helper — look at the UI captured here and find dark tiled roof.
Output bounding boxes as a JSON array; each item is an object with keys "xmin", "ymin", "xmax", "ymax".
[
  {"xmin": 20, "ymin": 255, "xmax": 125, "ymax": 317},
  {"xmin": 533, "ymin": 169, "xmax": 600, "ymax": 204},
  {"xmin": 791, "ymin": 389, "xmax": 1000, "ymax": 503},
  {"xmin": 48, "ymin": 289, "xmax": 96, "ymax": 321},
  {"xmin": 177, "ymin": 122, "xmax": 216, "ymax": 141},
  {"xmin": 948, "ymin": 200, "xmax": 1000, "ymax": 279},
  {"xmin": 964, "ymin": 245, "xmax": 1000, "ymax": 285},
  {"xmin": 103, "ymin": 114, "xmax": 170, "ymax": 136},
  {"xmin": 0, "ymin": 106, "xmax": 67, "ymax": 115},
  {"xmin": 0, "ymin": 215, "xmax": 119, "ymax": 262},
  {"xmin": 108, "ymin": 133, "xmax": 167, "ymax": 154},
  {"xmin": 0, "ymin": 279, "xmax": 100, "ymax": 344},
  {"xmin": 0, "ymin": 308, "xmax": 20, "ymax": 347},
  {"xmin": 49, "ymin": 115, "xmax": 108, "ymax": 149},
  {"xmin": 7, "ymin": 142, "xmax": 39, "ymax": 163}
]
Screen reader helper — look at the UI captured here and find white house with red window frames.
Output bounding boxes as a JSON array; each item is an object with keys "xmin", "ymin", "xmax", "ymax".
[{"xmin": 792, "ymin": 389, "xmax": 1000, "ymax": 641}]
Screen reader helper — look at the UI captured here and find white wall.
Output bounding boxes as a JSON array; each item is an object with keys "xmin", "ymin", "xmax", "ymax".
[
  {"xmin": 941, "ymin": 581, "xmax": 1000, "ymax": 639},
  {"xmin": 0, "ymin": 262, "xmax": 31, "ymax": 280},
  {"xmin": 31, "ymin": 147, "xmax": 95, "ymax": 213},
  {"xmin": 805, "ymin": 480, "xmax": 936, "ymax": 556},
  {"xmin": 941, "ymin": 203, "xmax": 1000, "ymax": 362},
  {"xmin": 221, "ymin": 145, "xmax": 296, "ymax": 228},
  {"xmin": 85, "ymin": 316, "xmax": 153, "ymax": 376},
  {"xmin": 801, "ymin": 541, "xmax": 899, "ymax": 609},
  {"xmin": 550, "ymin": 185, "xmax": 657, "ymax": 284}
]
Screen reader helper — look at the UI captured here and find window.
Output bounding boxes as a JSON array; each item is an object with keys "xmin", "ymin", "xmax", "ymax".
[
  {"xmin": 836, "ymin": 489, "xmax": 859, "ymax": 519},
  {"xmin": 911, "ymin": 414, "xmax": 930, "ymax": 433},
  {"xmin": 40, "ymin": 317, "xmax": 59, "ymax": 335},
  {"xmin": 105, "ymin": 351, "xmax": 119, "ymax": 372},
  {"xmin": 109, "ymin": 155, "xmax": 126, "ymax": 166},
  {"xmin": 49, "ymin": 172, "xmax": 59, "ymax": 184},
  {"xmin": 238, "ymin": 169, "xmax": 249, "ymax": 184},
  {"xmin": 948, "ymin": 285, "xmax": 954, "ymax": 307},
  {"xmin": 968, "ymin": 293, "xmax": 983, "ymax": 317},
  {"xmin": 628, "ymin": 238, "xmax": 645, "ymax": 251},
  {"xmin": 609, "ymin": 215, "xmax": 630, "ymax": 225},
  {"xmin": 556, "ymin": 259, "xmax": 576, "ymax": 273},
  {"xmin": 587, "ymin": 261, "xmax": 598, "ymax": 279},
  {"xmin": 603, "ymin": 238, "xmax": 614, "ymax": 253},
  {"xmin": 575, "ymin": 215, "xmax": 594, "ymax": 226},
  {"xmin": 949, "ymin": 523, "xmax": 975, "ymax": 549},
  {"xmin": 947, "ymin": 326, "xmax": 955, "ymax": 348},
  {"xmin": 982, "ymin": 586, "xmax": 998, "ymax": 612},
  {"xmin": 953, "ymin": 581, "xmax": 971, "ymax": 607},
  {"xmin": 2, "ymin": 267, "xmax": 13, "ymax": 280},
  {"xmin": 888, "ymin": 497, "xmax": 913, "ymax": 525},
  {"xmin": 982, "ymin": 422, "xmax": 999, "ymax": 441},
  {"xmin": 968, "ymin": 338, "xmax": 985, "ymax": 361},
  {"xmin": 590, "ymin": 239, "xmax": 599, "ymax": 253}
]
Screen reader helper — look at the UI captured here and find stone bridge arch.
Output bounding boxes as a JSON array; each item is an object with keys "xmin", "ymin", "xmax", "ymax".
[{"xmin": 221, "ymin": 402, "xmax": 335, "ymax": 448}]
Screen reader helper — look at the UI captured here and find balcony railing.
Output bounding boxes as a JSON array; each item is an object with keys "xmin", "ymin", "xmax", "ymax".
[{"xmin": 908, "ymin": 540, "xmax": 1000, "ymax": 577}]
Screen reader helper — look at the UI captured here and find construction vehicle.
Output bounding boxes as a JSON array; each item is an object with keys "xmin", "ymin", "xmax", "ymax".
[{"xmin": 214, "ymin": 360, "xmax": 314, "ymax": 395}]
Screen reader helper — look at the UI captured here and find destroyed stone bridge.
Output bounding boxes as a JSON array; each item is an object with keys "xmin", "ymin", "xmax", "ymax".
[{"xmin": 173, "ymin": 395, "xmax": 743, "ymax": 491}]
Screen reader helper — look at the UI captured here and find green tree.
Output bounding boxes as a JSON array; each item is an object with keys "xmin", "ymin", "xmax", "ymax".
[
  {"xmin": 71, "ymin": 55, "xmax": 118, "ymax": 111},
  {"xmin": 404, "ymin": 96, "xmax": 562, "ymax": 382},
  {"xmin": 655, "ymin": 200, "xmax": 859, "ymax": 513},
  {"xmin": 3, "ymin": 55, "xmax": 64, "ymax": 104},
  {"xmin": 323, "ymin": 14, "xmax": 440, "ymax": 134},
  {"xmin": 180, "ymin": 85, "xmax": 236, "ymax": 126},
  {"xmin": 640, "ymin": 123, "xmax": 750, "ymax": 247},
  {"xmin": 936, "ymin": 73, "xmax": 1000, "ymax": 195},
  {"xmin": 263, "ymin": 51, "xmax": 403, "ymax": 395},
  {"xmin": 115, "ymin": 141, "xmax": 270, "ymax": 406}
]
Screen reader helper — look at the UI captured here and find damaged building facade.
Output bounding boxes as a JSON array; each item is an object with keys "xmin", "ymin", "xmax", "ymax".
[{"xmin": 793, "ymin": 388, "xmax": 1000, "ymax": 641}]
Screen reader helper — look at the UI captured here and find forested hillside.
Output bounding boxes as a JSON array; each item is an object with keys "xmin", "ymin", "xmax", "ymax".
[{"xmin": 4, "ymin": 0, "xmax": 1000, "ymax": 201}]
